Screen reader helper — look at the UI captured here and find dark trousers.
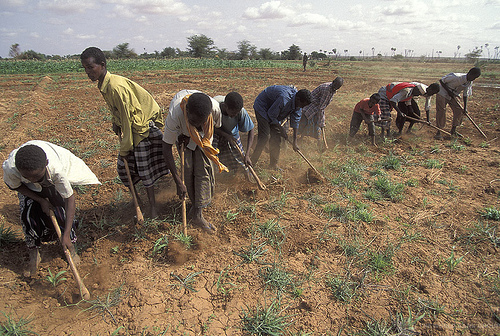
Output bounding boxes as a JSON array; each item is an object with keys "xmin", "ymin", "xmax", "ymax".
[
  {"xmin": 251, "ymin": 112, "xmax": 282, "ymax": 167},
  {"xmin": 396, "ymin": 99, "xmax": 420, "ymax": 132},
  {"xmin": 349, "ymin": 112, "xmax": 375, "ymax": 137}
]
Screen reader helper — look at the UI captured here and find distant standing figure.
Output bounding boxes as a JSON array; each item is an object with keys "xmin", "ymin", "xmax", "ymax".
[
  {"xmin": 303, "ymin": 53, "xmax": 308, "ymax": 72},
  {"xmin": 2, "ymin": 141, "xmax": 100, "ymax": 277},
  {"xmin": 213, "ymin": 92, "xmax": 255, "ymax": 178},
  {"xmin": 298, "ymin": 77, "xmax": 344, "ymax": 148},
  {"xmin": 434, "ymin": 67, "xmax": 481, "ymax": 140},
  {"xmin": 251, "ymin": 85, "xmax": 312, "ymax": 169},
  {"xmin": 349, "ymin": 93, "xmax": 382, "ymax": 146},
  {"xmin": 80, "ymin": 47, "xmax": 169, "ymax": 218}
]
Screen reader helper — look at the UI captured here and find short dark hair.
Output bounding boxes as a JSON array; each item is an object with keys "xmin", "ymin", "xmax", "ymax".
[
  {"xmin": 224, "ymin": 92, "xmax": 243, "ymax": 111},
  {"xmin": 426, "ymin": 82, "xmax": 440, "ymax": 96},
  {"xmin": 187, "ymin": 93, "xmax": 212, "ymax": 121},
  {"xmin": 15, "ymin": 144, "xmax": 47, "ymax": 171},
  {"xmin": 467, "ymin": 67, "xmax": 481, "ymax": 78},
  {"xmin": 81, "ymin": 47, "xmax": 106, "ymax": 66},
  {"xmin": 296, "ymin": 89, "xmax": 312, "ymax": 105},
  {"xmin": 370, "ymin": 93, "xmax": 381, "ymax": 103}
]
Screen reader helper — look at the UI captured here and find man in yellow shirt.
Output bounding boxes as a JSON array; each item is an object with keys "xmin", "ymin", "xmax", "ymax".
[{"xmin": 80, "ymin": 47, "xmax": 169, "ymax": 218}]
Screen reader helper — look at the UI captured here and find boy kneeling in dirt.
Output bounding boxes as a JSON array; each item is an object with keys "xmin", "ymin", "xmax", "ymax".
[
  {"xmin": 2, "ymin": 141, "xmax": 100, "ymax": 277},
  {"xmin": 348, "ymin": 93, "xmax": 382, "ymax": 146},
  {"xmin": 212, "ymin": 92, "xmax": 255, "ymax": 181},
  {"xmin": 162, "ymin": 90, "xmax": 227, "ymax": 232}
]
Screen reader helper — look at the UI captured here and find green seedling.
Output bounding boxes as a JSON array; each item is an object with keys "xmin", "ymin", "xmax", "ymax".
[
  {"xmin": 240, "ymin": 300, "xmax": 293, "ymax": 336},
  {"xmin": 46, "ymin": 268, "xmax": 67, "ymax": 287},
  {"xmin": 173, "ymin": 232, "xmax": 193, "ymax": 249},
  {"xmin": 0, "ymin": 223, "xmax": 20, "ymax": 247},
  {"xmin": 169, "ymin": 271, "xmax": 203, "ymax": 293},
  {"xmin": 0, "ymin": 311, "xmax": 37, "ymax": 336},
  {"xmin": 152, "ymin": 235, "xmax": 169, "ymax": 257}
]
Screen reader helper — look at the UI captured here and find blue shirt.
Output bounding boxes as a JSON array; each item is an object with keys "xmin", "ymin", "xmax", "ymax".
[
  {"xmin": 214, "ymin": 96, "xmax": 254, "ymax": 139},
  {"xmin": 253, "ymin": 85, "xmax": 302, "ymax": 129}
]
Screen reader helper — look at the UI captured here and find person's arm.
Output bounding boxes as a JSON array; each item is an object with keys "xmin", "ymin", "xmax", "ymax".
[
  {"xmin": 214, "ymin": 127, "xmax": 237, "ymax": 146},
  {"xmin": 389, "ymin": 101, "xmax": 406, "ymax": 117},
  {"xmin": 62, "ymin": 194, "xmax": 76, "ymax": 249},
  {"xmin": 162, "ymin": 141, "xmax": 186, "ymax": 199},
  {"xmin": 14, "ymin": 184, "xmax": 52, "ymax": 215},
  {"xmin": 291, "ymin": 127, "xmax": 299, "ymax": 151}
]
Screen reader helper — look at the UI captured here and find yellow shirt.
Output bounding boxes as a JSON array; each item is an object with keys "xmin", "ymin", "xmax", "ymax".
[{"xmin": 99, "ymin": 72, "xmax": 163, "ymax": 156}]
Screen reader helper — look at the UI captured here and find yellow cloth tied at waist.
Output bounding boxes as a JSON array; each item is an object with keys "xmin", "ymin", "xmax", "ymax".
[{"xmin": 181, "ymin": 95, "xmax": 229, "ymax": 173}]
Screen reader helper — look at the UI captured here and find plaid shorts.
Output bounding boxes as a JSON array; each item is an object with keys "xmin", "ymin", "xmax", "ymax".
[
  {"xmin": 117, "ymin": 124, "xmax": 169, "ymax": 188},
  {"xmin": 212, "ymin": 134, "xmax": 248, "ymax": 173},
  {"xmin": 375, "ymin": 98, "xmax": 392, "ymax": 128}
]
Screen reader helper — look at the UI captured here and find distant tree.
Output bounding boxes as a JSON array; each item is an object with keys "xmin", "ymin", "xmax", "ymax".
[
  {"xmin": 19, "ymin": 50, "xmax": 46, "ymax": 60},
  {"xmin": 160, "ymin": 47, "xmax": 177, "ymax": 58},
  {"xmin": 287, "ymin": 44, "xmax": 301, "ymax": 60},
  {"xmin": 237, "ymin": 40, "xmax": 256, "ymax": 60},
  {"xmin": 390, "ymin": 47, "xmax": 396, "ymax": 56},
  {"xmin": 216, "ymin": 48, "xmax": 230, "ymax": 59},
  {"xmin": 113, "ymin": 43, "xmax": 137, "ymax": 58},
  {"xmin": 371, "ymin": 47, "xmax": 375, "ymax": 57},
  {"xmin": 310, "ymin": 51, "xmax": 326, "ymax": 59},
  {"xmin": 258, "ymin": 48, "xmax": 275, "ymax": 60},
  {"xmin": 187, "ymin": 34, "xmax": 216, "ymax": 58},
  {"xmin": 332, "ymin": 48, "xmax": 337, "ymax": 59},
  {"xmin": 465, "ymin": 47, "xmax": 482, "ymax": 62},
  {"xmin": 344, "ymin": 49, "xmax": 348, "ymax": 57},
  {"xmin": 9, "ymin": 43, "xmax": 21, "ymax": 58}
]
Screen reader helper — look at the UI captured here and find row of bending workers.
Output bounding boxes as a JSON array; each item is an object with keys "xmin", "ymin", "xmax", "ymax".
[{"xmin": 2, "ymin": 45, "xmax": 480, "ymax": 277}]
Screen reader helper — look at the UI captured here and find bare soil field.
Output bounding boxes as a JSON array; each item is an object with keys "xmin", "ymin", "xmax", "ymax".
[{"xmin": 0, "ymin": 61, "xmax": 500, "ymax": 335}]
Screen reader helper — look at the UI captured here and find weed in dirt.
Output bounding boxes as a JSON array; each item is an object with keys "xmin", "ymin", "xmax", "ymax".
[
  {"xmin": 437, "ymin": 179, "xmax": 459, "ymax": 193},
  {"xmin": 45, "ymin": 268, "xmax": 67, "ymax": 287},
  {"xmin": 417, "ymin": 297, "xmax": 446, "ymax": 319},
  {"xmin": 266, "ymin": 190, "xmax": 291, "ymax": 212},
  {"xmin": 259, "ymin": 264, "xmax": 295, "ymax": 294},
  {"xmin": 366, "ymin": 244, "xmax": 398, "ymax": 276},
  {"xmin": 439, "ymin": 247, "xmax": 465, "ymax": 272},
  {"xmin": 479, "ymin": 141, "xmax": 490, "ymax": 148},
  {"xmin": 81, "ymin": 284, "xmax": 125, "ymax": 324},
  {"xmin": 446, "ymin": 140, "xmax": 465, "ymax": 151},
  {"xmin": 480, "ymin": 206, "xmax": 500, "ymax": 221},
  {"xmin": 390, "ymin": 307, "xmax": 425, "ymax": 335},
  {"xmin": 330, "ymin": 158, "xmax": 367, "ymax": 190},
  {"xmin": 458, "ymin": 165, "xmax": 468, "ymax": 174},
  {"xmin": 337, "ymin": 236, "xmax": 367, "ymax": 262},
  {"xmin": 0, "ymin": 311, "xmax": 37, "ymax": 336},
  {"xmin": 430, "ymin": 144, "xmax": 441, "ymax": 154},
  {"xmin": 256, "ymin": 219, "xmax": 286, "ymax": 247},
  {"xmin": 234, "ymin": 241, "xmax": 268, "ymax": 264},
  {"xmin": 224, "ymin": 210, "xmax": 239, "ymax": 223},
  {"xmin": 364, "ymin": 175, "xmax": 405, "ymax": 202},
  {"xmin": 380, "ymin": 151, "xmax": 402, "ymax": 170},
  {"xmin": 326, "ymin": 273, "xmax": 361, "ymax": 303},
  {"xmin": 169, "ymin": 271, "xmax": 203, "ymax": 293},
  {"xmin": 151, "ymin": 235, "xmax": 169, "ymax": 257},
  {"xmin": 0, "ymin": 222, "xmax": 20, "ymax": 247},
  {"xmin": 240, "ymin": 300, "xmax": 294, "ymax": 336},
  {"xmin": 405, "ymin": 178, "xmax": 419, "ymax": 187},
  {"xmin": 422, "ymin": 159, "xmax": 443, "ymax": 169},
  {"xmin": 359, "ymin": 317, "xmax": 392, "ymax": 336},
  {"xmin": 458, "ymin": 221, "xmax": 500, "ymax": 248},
  {"xmin": 173, "ymin": 232, "xmax": 193, "ymax": 249},
  {"xmin": 216, "ymin": 266, "xmax": 237, "ymax": 297}
]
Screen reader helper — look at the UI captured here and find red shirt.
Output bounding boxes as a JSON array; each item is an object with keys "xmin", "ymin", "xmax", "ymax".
[{"xmin": 354, "ymin": 98, "xmax": 381, "ymax": 116}]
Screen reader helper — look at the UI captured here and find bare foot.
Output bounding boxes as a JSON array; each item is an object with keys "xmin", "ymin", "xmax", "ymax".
[{"xmin": 192, "ymin": 214, "xmax": 217, "ymax": 232}]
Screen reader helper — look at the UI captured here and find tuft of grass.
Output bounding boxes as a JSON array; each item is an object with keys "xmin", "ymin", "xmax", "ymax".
[
  {"xmin": 364, "ymin": 176, "xmax": 405, "ymax": 202},
  {"xmin": 0, "ymin": 223, "xmax": 20, "ymax": 247},
  {"xmin": 256, "ymin": 219, "xmax": 286, "ymax": 247},
  {"xmin": 173, "ymin": 232, "xmax": 193, "ymax": 249},
  {"xmin": 459, "ymin": 221, "xmax": 500, "ymax": 248},
  {"xmin": 45, "ymin": 268, "xmax": 67, "ymax": 287},
  {"xmin": 326, "ymin": 273, "xmax": 361, "ymax": 303},
  {"xmin": 234, "ymin": 241, "xmax": 268, "ymax": 264},
  {"xmin": 259, "ymin": 264, "xmax": 295, "ymax": 294},
  {"xmin": 151, "ymin": 235, "xmax": 169, "ymax": 257},
  {"xmin": 330, "ymin": 158, "xmax": 367, "ymax": 190},
  {"xmin": 240, "ymin": 300, "xmax": 294, "ymax": 336},
  {"xmin": 81, "ymin": 284, "xmax": 125, "ymax": 324},
  {"xmin": 0, "ymin": 311, "xmax": 37, "ymax": 336},
  {"xmin": 323, "ymin": 199, "xmax": 374, "ymax": 223},
  {"xmin": 169, "ymin": 271, "xmax": 203, "ymax": 293},
  {"xmin": 480, "ymin": 207, "xmax": 500, "ymax": 221},
  {"xmin": 380, "ymin": 152, "xmax": 402, "ymax": 170},
  {"xmin": 422, "ymin": 159, "xmax": 443, "ymax": 169}
]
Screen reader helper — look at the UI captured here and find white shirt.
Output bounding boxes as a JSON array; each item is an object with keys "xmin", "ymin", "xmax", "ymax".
[
  {"xmin": 438, "ymin": 73, "xmax": 473, "ymax": 99},
  {"xmin": 162, "ymin": 90, "xmax": 222, "ymax": 151},
  {"xmin": 3, "ymin": 140, "xmax": 101, "ymax": 199}
]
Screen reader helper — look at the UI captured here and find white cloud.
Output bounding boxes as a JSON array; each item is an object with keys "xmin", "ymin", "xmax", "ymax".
[
  {"xmin": 63, "ymin": 27, "xmax": 74, "ymax": 35},
  {"xmin": 39, "ymin": 0, "xmax": 96, "ymax": 14},
  {"xmin": 288, "ymin": 13, "xmax": 329, "ymax": 27},
  {"xmin": 105, "ymin": 0, "xmax": 189, "ymax": 16},
  {"xmin": 243, "ymin": 1, "xmax": 294, "ymax": 20},
  {"xmin": 0, "ymin": 0, "xmax": 25, "ymax": 7}
]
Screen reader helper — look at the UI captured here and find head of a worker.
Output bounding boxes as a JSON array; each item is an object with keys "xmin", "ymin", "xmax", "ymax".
[
  {"xmin": 424, "ymin": 83, "xmax": 440, "ymax": 97},
  {"xmin": 466, "ymin": 67, "xmax": 481, "ymax": 81},
  {"xmin": 186, "ymin": 93, "xmax": 212, "ymax": 129},
  {"xmin": 15, "ymin": 145, "xmax": 48, "ymax": 183},
  {"xmin": 330, "ymin": 77, "xmax": 344, "ymax": 92},
  {"xmin": 223, "ymin": 92, "xmax": 243, "ymax": 118},
  {"xmin": 368, "ymin": 93, "xmax": 381, "ymax": 108},
  {"xmin": 295, "ymin": 89, "xmax": 312, "ymax": 109},
  {"xmin": 80, "ymin": 47, "xmax": 107, "ymax": 84}
]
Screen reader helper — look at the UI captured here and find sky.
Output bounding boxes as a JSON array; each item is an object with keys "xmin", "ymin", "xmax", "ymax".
[{"xmin": 1, "ymin": 0, "xmax": 499, "ymax": 59}]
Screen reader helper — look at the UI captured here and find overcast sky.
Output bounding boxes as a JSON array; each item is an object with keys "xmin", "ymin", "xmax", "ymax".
[{"xmin": 1, "ymin": 0, "xmax": 499, "ymax": 59}]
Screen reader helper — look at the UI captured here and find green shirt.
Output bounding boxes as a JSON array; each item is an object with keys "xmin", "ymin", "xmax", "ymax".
[{"xmin": 99, "ymin": 72, "xmax": 163, "ymax": 156}]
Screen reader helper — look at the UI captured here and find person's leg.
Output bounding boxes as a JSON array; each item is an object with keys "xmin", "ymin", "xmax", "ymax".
[
  {"xmin": 250, "ymin": 112, "xmax": 271, "ymax": 165},
  {"xmin": 349, "ymin": 111, "xmax": 363, "ymax": 137},
  {"xmin": 406, "ymin": 99, "xmax": 420, "ymax": 132},
  {"xmin": 449, "ymin": 97, "xmax": 464, "ymax": 133},
  {"xmin": 186, "ymin": 147, "xmax": 216, "ymax": 231},
  {"xmin": 434, "ymin": 94, "xmax": 448, "ymax": 139},
  {"xmin": 269, "ymin": 125, "xmax": 282, "ymax": 169}
]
